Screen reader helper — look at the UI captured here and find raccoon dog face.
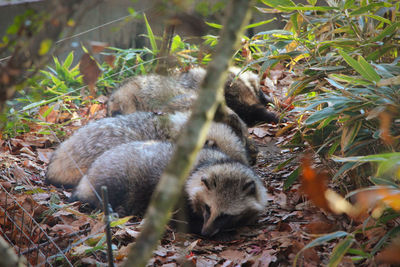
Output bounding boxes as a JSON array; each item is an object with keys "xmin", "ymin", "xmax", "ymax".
[{"xmin": 186, "ymin": 162, "xmax": 267, "ymax": 237}]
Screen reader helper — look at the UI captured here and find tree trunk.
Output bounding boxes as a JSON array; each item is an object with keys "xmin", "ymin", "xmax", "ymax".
[{"xmin": 122, "ymin": 1, "xmax": 255, "ymax": 266}]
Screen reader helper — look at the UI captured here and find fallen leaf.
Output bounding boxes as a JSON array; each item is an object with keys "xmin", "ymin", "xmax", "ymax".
[{"xmin": 79, "ymin": 53, "xmax": 101, "ymax": 96}]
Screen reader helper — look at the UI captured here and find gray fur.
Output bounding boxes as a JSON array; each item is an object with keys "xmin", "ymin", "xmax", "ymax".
[
  {"xmin": 107, "ymin": 67, "xmax": 279, "ymax": 126},
  {"xmin": 71, "ymin": 141, "xmax": 267, "ymax": 237},
  {"xmin": 107, "ymin": 74, "xmax": 197, "ymax": 116},
  {"xmin": 46, "ymin": 111, "xmax": 252, "ymax": 188}
]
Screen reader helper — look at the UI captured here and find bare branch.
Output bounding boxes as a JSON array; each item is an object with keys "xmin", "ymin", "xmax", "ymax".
[{"xmin": 122, "ymin": 1, "xmax": 255, "ymax": 266}]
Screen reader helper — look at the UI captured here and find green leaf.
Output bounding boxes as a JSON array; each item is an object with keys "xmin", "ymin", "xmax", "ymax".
[
  {"xmin": 370, "ymin": 22, "xmax": 400, "ymax": 43},
  {"xmin": 143, "ymin": 14, "xmax": 157, "ymax": 53},
  {"xmin": 343, "ymin": 0, "xmax": 355, "ymax": 9},
  {"xmin": 329, "ymin": 74, "xmax": 373, "ymax": 86},
  {"xmin": 370, "ymin": 177, "xmax": 399, "ymax": 188},
  {"xmin": 350, "ymin": 2, "xmax": 389, "ymax": 16},
  {"xmin": 305, "ymin": 107, "xmax": 335, "ymax": 125},
  {"xmin": 170, "ymin": 35, "xmax": 182, "ymax": 53},
  {"xmin": 365, "ymin": 14, "xmax": 392, "ymax": 25},
  {"xmin": 294, "ymin": 232, "xmax": 349, "ymax": 266},
  {"xmin": 332, "ymin": 162, "xmax": 358, "ymax": 181},
  {"xmin": 205, "ymin": 21, "xmax": 223, "ymax": 29},
  {"xmin": 365, "ymin": 45, "xmax": 395, "ymax": 61},
  {"xmin": 328, "ymin": 237, "xmax": 354, "ymax": 267},
  {"xmin": 357, "ymin": 56, "xmax": 380, "ymax": 82},
  {"xmin": 245, "ymin": 18, "xmax": 276, "ymax": 29},
  {"xmin": 338, "ymin": 50, "xmax": 379, "ymax": 82},
  {"xmin": 261, "ymin": 0, "xmax": 296, "ymax": 8},
  {"xmin": 274, "ymin": 6, "xmax": 338, "ymax": 11},
  {"xmin": 371, "ymin": 226, "xmax": 400, "ymax": 255},
  {"xmin": 283, "ymin": 167, "xmax": 299, "ymax": 190},
  {"xmin": 64, "ymin": 51, "xmax": 74, "ymax": 69},
  {"xmin": 41, "ymin": 105, "xmax": 54, "ymax": 118},
  {"xmin": 110, "ymin": 216, "xmax": 133, "ymax": 227},
  {"xmin": 333, "ymin": 152, "xmax": 400, "ymax": 163}
]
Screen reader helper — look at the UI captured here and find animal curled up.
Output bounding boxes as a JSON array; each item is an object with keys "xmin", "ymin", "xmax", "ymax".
[
  {"xmin": 107, "ymin": 66, "xmax": 281, "ymax": 127},
  {"xmin": 70, "ymin": 141, "xmax": 268, "ymax": 238},
  {"xmin": 45, "ymin": 111, "xmax": 258, "ymax": 189}
]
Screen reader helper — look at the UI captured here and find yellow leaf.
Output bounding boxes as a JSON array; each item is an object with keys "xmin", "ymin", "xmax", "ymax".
[
  {"xmin": 110, "ymin": 216, "xmax": 133, "ymax": 227},
  {"xmin": 38, "ymin": 39, "xmax": 53, "ymax": 56}
]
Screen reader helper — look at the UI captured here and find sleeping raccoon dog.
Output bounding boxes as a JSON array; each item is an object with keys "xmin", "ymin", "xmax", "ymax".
[
  {"xmin": 107, "ymin": 67, "xmax": 280, "ymax": 127},
  {"xmin": 46, "ymin": 111, "xmax": 257, "ymax": 188},
  {"xmin": 71, "ymin": 141, "xmax": 268, "ymax": 238}
]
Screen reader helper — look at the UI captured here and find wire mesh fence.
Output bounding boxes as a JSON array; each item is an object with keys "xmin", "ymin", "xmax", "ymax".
[{"xmin": 0, "ymin": 182, "xmax": 74, "ymax": 266}]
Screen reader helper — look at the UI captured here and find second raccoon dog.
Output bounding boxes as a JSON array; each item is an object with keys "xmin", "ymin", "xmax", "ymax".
[
  {"xmin": 46, "ymin": 111, "xmax": 255, "ymax": 188},
  {"xmin": 107, "ymin": 67, "xmax": 280, "ymax": 126},
  {"xmin": 107, "ymin": 74, "xmax": 197, "ymax": 116},
  {"xmin": 71, "ymin": 141, "xmax": 267, "ymax": 237},
  {"xmin": 178, "ymin": 67, "xmax": 279, "ymax": 127}
]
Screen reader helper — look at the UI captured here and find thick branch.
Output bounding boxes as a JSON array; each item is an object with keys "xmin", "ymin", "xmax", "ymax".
[{"xmin": 122, "ymin": 1, "xmax": 255, "ymax": 266}]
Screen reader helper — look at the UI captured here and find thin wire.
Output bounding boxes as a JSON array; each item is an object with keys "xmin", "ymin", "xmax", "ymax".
[
  {"xmin": 16, "ymin": 56, "xmax": 162, "ymax": 114},
  {"xmin": 0, "ymin": 7, "xmax": 150, "ymax": 63},
  {"xmin": 0, "ymin": 183, "xmax": 73, "ymax": 267},
  {"xmin": 55, "ymin": 14, "xmax": 135, "ymax": 44}
]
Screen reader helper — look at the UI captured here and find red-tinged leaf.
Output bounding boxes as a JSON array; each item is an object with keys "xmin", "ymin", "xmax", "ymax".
[
  {"xmin": 379, "ymin": 111, "xmax": 394, "ymax": 145},
  {"xmin": 38, "ymin": 105, "xmax": 59, "ymax": 123},
  {"xmin": 79, "ymin": 53, "xmax": 101, "ymax": 96},
  {"xmin": 376, "ymin": 241, "xmax": 400, "ymax": 264},
  {"xmin": 304, "ymin": 221, "xmax": 336, "ymax": 234},
  {"xmin": 89, "ymin": 103, "xmax": 101, "ymax": 116},
  {"xmin": 89, "ymin": 41, "xmax": 108, "ymax": 54},
  {"xmin": 104, "ymin": 54, "xmax": 116, "ymax": 68},
  {"xmin": 300, "ymin": 154, "xmax": 331, "ymax": 212},
  {"xmin": 356, "ymin": 187, "xmax": 400, "ymax": 213}
]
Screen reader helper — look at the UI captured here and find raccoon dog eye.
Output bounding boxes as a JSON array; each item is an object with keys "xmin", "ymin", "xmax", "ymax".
[
  {"xmin": 111, "ymin": 110, "xmax": 122, "ymax": 117},
  {"xmin": 203, "ymin": 204, "xmax": 211, "ymax": 221}
]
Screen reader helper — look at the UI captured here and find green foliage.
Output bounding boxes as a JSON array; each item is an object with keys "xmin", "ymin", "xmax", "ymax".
[
  {"xmin": 251, "ymin": 0, "xmax": 400, "ymax": 264},
  {"xmin": 255, "ymin": 0, "xmax": 400, "ymax": 168}
]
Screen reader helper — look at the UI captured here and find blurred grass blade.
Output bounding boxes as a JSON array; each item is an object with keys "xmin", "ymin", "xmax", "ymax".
[
  {"xmin": 294, "ymin": 231, "xmax": 349, "ymax": 266},
  {"xmin": 357, "ymin": 56, "xmax": 380, "ymax": 82},
  {"xmin": 328, "ymin": 236, "xmax": 355, "ymax": 267},
  {"xmin": 143, "ymin": 14, "xmax": 157, "ymax": 53}
]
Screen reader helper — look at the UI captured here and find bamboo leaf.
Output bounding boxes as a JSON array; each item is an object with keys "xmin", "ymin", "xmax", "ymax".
[
  {"xmin": 283, "ymin": 167, "xmax": 299, "ymax": 190},
  {"xmin": 328, "ymin": 237, "xmax": 354, "ymax": 267},
  {"xmin": 338, "ymin": 50, "xmax": 378, "ymax": 82},
  {"xmin": 143, "ymin": 14, "xmax": 157, "ymax": 53},
  {"xmin": 305, "ymin": 107, "xmax": 335, "ymax": 125},
  {"xmin": 294, "ymin": 232, "xmax": 349, "ymax": 266},
  {"xmin": 357, "ymin": 56, "xmax": 381, "ymax": 82},
  {"xmin": 245, "ymin": 18, "xmax": 276, "ymax": 29},
  {"xmin": 341, "ymin": 121, "xmax": 362, "ymax": 152},
  {"xmin": 370, "ymin": 22, "xmax": 400, "ymax": 43},
  {"xmin": 261, "ymin": 0, "xmax": 296, "ymax": 8},
  {"xmin": 205, "ymin": 21, "xmax": 223, "ymax": 29}
]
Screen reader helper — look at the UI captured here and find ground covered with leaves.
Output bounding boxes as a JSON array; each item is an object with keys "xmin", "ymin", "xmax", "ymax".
[{"xmin": 0, "ymin": 65, "xmax": 359, "ymax": 266}]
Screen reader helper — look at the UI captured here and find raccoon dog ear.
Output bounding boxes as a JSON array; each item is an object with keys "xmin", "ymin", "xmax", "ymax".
[
  {"xmin": 204, "ymin": 139, "xmax": 218, "ymax": 149},
  {"xmin": 243, "ymin": 180, "xmax": 256, "ymax": 195},
  {"xmin": 201, "ymin": 176, "xmax": 216, "ymax": 190}
]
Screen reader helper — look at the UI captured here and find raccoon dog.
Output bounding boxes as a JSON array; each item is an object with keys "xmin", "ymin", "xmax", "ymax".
[
  {"xmin": 46, "ymin": 112, "xmax": 256, "ymax": 188},
  {"xmin": 71, "ymin": 141, "xmax": 267, "ymax": 237},
  {"xmin": 107, "ymin": 74, "xmax": 197, "ymax": 116},
  {"xmin": 107, "ymin": 67, "xmax": 280, "ymax": 126},
  {"xmin": 179, "ymin": 67, "xmax": 279, "ymax": 126}
]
